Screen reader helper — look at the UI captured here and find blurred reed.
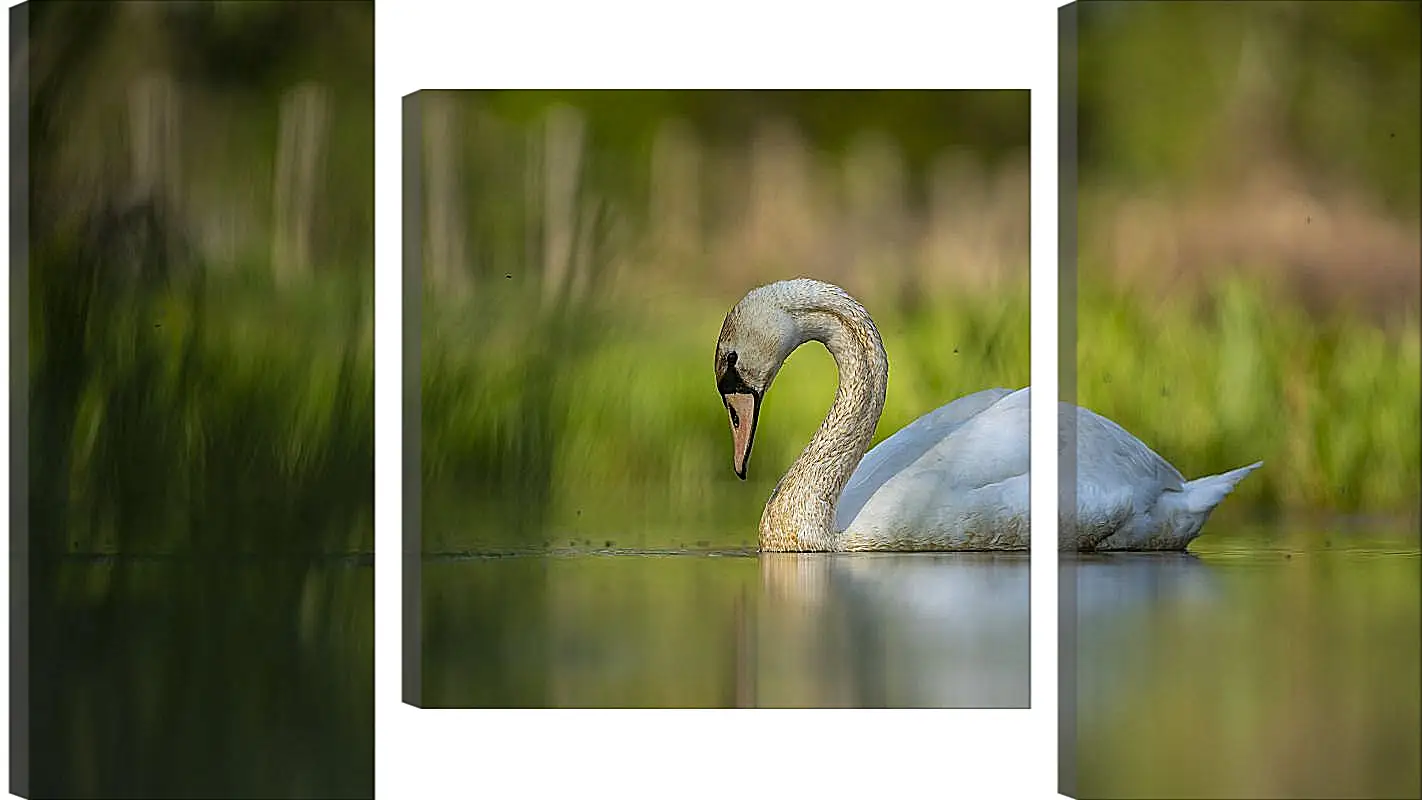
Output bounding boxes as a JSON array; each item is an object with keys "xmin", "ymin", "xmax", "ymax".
[
  {"xmin": 1077, "ymin": 274, "xmax": 1419, "ymax": 516},
  {"xmin": 1075, "ymin": 0, "xmax": 1420, "ymax": 520},
  {"xmin": 27, "ymin": 2, "xmax": 374, "ymax": 556}
]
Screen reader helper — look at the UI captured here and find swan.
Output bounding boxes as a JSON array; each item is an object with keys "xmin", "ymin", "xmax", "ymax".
[{"xmin": 712, "ymin": 278, "xmax": 1262, "ymax": 552}]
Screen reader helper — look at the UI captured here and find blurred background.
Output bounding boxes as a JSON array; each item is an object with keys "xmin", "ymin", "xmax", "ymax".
[
  {"xmin": 413, "ymin": 90, "xmax": 1031, "ymax": 707},
  {"xmin": 17, "ymin": 2, "xmax": 373, "ymax": 796},
  {"xmin": 1074, "ymin": 0, "xmax": 1419, "ymax": 516},
  {"xmin": 1067, "ymin": 2, "xmax": 1419, "ymax": 798},
  {"xmin": 417, "ymin": 89, "xmax": 1030, "ymax": 552}
]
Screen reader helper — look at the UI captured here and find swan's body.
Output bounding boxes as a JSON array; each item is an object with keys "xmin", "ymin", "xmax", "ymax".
[
  {"xmin": 836, "ymin": 386, "xmax": 1032, "ymax": 551},
  {"xmin": 1067, "ymin": 404, "xmax": 1261, "ymax": 550},
  {"xmin": 713, "ymin": 278, "xmax": 1261, "ymax": 553}
]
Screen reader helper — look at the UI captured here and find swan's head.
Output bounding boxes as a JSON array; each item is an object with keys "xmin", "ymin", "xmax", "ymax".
[{"xmin": 714, "ymin": 285, "xmax": 800, "ymax": 480}]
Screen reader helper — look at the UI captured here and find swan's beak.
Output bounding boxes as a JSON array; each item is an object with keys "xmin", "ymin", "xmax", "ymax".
[{"xmin": 723, "ymin": 392, "xmax": 759, "ymax": 480}]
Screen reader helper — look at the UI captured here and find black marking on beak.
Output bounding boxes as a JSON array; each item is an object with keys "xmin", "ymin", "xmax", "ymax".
[
  {"xmin": 717, "ymin": 352, "xmax": 761, "ymax": 481},
  {"xmin": 716, "ymin": 352, "xmax": 754, "ymax": 396}
]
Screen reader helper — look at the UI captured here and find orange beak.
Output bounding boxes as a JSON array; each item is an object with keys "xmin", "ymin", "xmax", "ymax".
[{"xmin": 723, "ymin": 392, "xmax": 759, "ymax": 480}]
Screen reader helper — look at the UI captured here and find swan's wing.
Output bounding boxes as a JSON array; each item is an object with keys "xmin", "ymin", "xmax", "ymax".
[
  {"xmin": 836, "ymin": 387, "xmax": 1024, "ymax": 531},
  {"xmin": 1065, "ymin": 402, "xmax": 1185, "ymax": 519}
]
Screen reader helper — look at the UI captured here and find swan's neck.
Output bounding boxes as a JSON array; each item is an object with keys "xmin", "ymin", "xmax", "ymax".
[{"xmin": 760, "ymin": 299, "xmax": 888, "ymax": 552}]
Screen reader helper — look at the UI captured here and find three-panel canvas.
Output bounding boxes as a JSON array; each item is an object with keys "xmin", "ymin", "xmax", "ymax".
[{"xmin": 9, "ymin": 2, "xmax": 1420, "ymax": 799}]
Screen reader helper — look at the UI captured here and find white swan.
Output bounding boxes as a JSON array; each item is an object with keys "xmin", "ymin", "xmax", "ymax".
[{"xmin": 713, "ymin": 278, "xmax": 1262, "ymax": 552}]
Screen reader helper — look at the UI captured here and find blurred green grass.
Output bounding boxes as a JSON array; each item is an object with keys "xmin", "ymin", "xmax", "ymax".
[
  {"xmin": 31, "ymin": 240, "xmax": 373, "ymax": 556},
  {"xmin": 25, "ymin": 3, "xmax": 376, "ymax": 558},
  {"xmin": 1077, "ymin": 271, "xmax": 1420, "ymax": 516}
]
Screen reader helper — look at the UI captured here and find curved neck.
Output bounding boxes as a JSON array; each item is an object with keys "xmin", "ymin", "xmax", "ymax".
[{"xmin": 760, "ymin": 287, "xmax": 888, "ymax": 551}]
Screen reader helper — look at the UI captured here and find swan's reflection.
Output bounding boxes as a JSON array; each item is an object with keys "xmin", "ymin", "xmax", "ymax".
[
  {"xmin": 750, "ymin": 553, "xmax": 1220, "ymax": 709},
  {"xmin": 1065, "ymin": 553, "xmax": 1221, "ymax": 617},
  {"xmin": 1062, "ymin": 553, "xmax": 1219, "ymax": 718},
  {"xmin": 423, "ymin": 552, "xmax": 1030, "ymax": 707},
  {"xmin": 754, "ymin": 553, "xmax": 1029, "ymax": 707}
]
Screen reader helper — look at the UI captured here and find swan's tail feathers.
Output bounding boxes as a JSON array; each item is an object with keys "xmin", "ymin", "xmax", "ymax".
[{"xmin": 1179, "ymin": 461, "xmax": 1263, "ymax": 515}]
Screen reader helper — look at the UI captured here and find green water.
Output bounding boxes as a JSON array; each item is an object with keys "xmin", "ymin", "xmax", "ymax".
[
  {"xmin": 1066, "ymin": 523, "xmax": 1421, "ymax": 799},
  {"xmin": 23, "ymin": 557, "xmax": 374, "ymax": 799},
  {"xmin": 420, "ymin": 550, "xmax": 1029, "ymax": 708}
]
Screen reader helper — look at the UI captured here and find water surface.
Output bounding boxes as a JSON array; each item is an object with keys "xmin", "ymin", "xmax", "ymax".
[
  {"xmin": 1066, "ymin": 523, "xmax": 1420, "ymax": 799},
  {"xmin": 422, "ymin": 550, "xmax": 1029, "ymax": 708},
  {"xmin": 26, "ymin": 556, "xmax": 374, "ymax": 798}
]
